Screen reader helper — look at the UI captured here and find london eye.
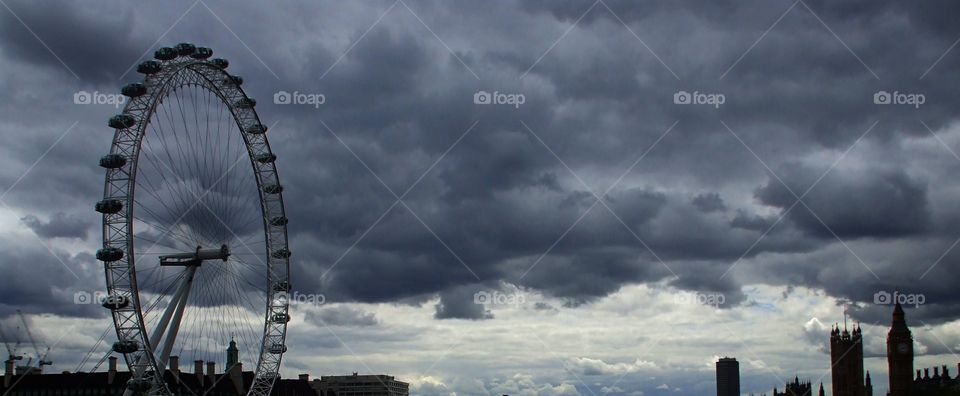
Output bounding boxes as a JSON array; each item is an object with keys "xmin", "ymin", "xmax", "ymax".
[{"xmin": 95, "ymin": 43, "xmax": 291, "ymax": 396}]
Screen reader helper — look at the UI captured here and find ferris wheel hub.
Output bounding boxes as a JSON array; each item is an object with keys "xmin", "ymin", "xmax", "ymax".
[{"xmin": 158, "ymin": 244, "xmax": 230, "ymax": 266}]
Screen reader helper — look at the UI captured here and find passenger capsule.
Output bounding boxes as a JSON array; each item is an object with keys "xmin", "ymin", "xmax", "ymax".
[
  {"xmin": 210, "ymin": 58, "xmax": 229, "ymax": 69},
  {"xmin": 174, "ymin": 43, "xmax": 196, "ymax": 57},
  {"xmin": 270, "ymin": 216, "xmax": 288, "ymax": 226},
  {"xmin": 191, "ymin": 47, "xmax": 213, "ymax": 60},
  {"xmin": 272, "ymin": 248, "xmax": 291, "ymax": 259},
  {"xmin": 273, "ymin": 280, "xmax": 291, "ymax": 292},
  {"xmin": 154, "ymin": 47, "xmax": 177, "ymax": 61},
  {"xmin": 263, "ymin": 184, "xmax": 282, "ymax": 194},
  {"xmin": 108, "ymin": 114, "xmax": 136, "ymax": 129},
  {"xmin": 246, "ymin": 124, "xmax": 267, "ymax": 134},
  {"xmin": 101, "ymin": 294, "xmax": 130, "ymax": 310},
  {"xmin": 99, "ymin": 154, "xmax": 127, "ymax": 169},
  {"xmin": 271, "ymin": 313, "xmax": 290, "ymax": 323},
  {"xmin": 255, "ymin": 153, "xmax": 276, "ymax": 163},
  {"xmin": 96, "ymin": 247, "xmax": 124, "ymax": 262},
  {"xmin": 234, "ymin": 98, "xmax": 256, "ymax": 108},
  {"xmin": 223, "ymin": 75, "xmax": 243, "ymax": 86},
  {"xmin": 95, "ymin": 199, "xmax": 123, "ymax": 214},
  {"xmin": 268, "ymin": 343, "xmax": 287, "ymax": 354},
  {"xmin": 137, "ymin": 60, "xmax": 162, "ymax": 75},
  {"xmin": 121, "ymin": 83, "xmax": 147, "ymax": 98},
  {"xmin": 112, "ymin": 340, "xmax": 138, "ymax": 354}
]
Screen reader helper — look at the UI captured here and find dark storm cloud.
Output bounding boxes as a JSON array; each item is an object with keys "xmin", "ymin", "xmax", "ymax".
[
  {"xmin": 0, "ymin": 1, "xmax": 143, "ymax": 83},
  {"xmin": 1, "ymin": 0, "xmax": 960, "ymax": 328},
  {"xmin": 692, "ymin": 192, "xmax": 726, "ymax": 213},
  {"xmin": 434, "ymin": 284, "xmax": 492, "ymax": 320},
  {"xmin": 0, "ymin": 240, "xmax": 103, "ymax": 319},
  {"xmin": 755, "ymin": 165, "xmax": 931, "ymax": 239},
  {"xmin": 21, "ymin": 212, "xmax": 89, "ymax": 240}
]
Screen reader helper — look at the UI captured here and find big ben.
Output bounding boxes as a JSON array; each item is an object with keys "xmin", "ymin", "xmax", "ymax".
[{"xmin": 887, "ymin": 302, "xmax": 913, "ymax": 396}]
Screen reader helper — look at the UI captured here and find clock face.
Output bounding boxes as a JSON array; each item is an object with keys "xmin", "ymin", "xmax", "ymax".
[{"xmin": 897, "ymin": 342, "xmax": 910, "ymax": 354}]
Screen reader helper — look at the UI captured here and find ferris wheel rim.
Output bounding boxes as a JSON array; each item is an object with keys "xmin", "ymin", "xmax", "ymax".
[{"xmin": 97, "ymin": 44, "xmax": 290, "ymax": 396}]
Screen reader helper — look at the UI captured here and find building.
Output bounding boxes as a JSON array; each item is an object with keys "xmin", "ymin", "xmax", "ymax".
[
  {"xmin": 310, "ymin": 373, "xmax": 409, "ymax": 396},
  {"xmin": 717, "ymin": 357, "xmax": 740, "ymax": 396},
  {"xmin": 888, "ymin": 302, "xmax": 914, "ymax": 396},
  {"xmin": 1, "ymin": 343, "xmax": 314, "ymax": 396},
  {"xmin": 913, "ymin": 365, "xmax": 960, "ymax": 394},
  {"xmin": 883, "ymin": 302, "xmax": 960, "ymax": 396},
  {"xmin": 830, "ymin": 321, "xmax": 872, "ymax": 396},
  {"xmin": 772, "ymin": 377, "xmax": 819, "ymax": 396}
]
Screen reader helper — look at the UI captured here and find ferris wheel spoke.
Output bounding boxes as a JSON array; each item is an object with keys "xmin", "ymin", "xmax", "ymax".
[
  {"xmin": 139, "ymin": 140, "xmax": 210, "ymax": 244},
  {"xmin": 133, "ymin": 157, "xmax": 193, "ymax": 224},
  {"xmin": 221, "ymin": 173, "xmax": 258, "ymax": 236},
  {"xmin": 152, "ymin": 98, "xmax": 194, "ymax": 191},
  {"xmin": 150, "ymin": 116, "xmax": 214, "ymax": 245},
  {"xmin": 134, "ymin": 154, "xmax": 201, "ymax": 238},
  {"xmin": 176, "ymin": 88, "xmax": 209, "ymax": 205},
  {"xmin": 132, "ymin": 210, "xmax": 200, "ymax": 249},
  {"xmin": 223, "ymin": 277, "xmax": 262, "ymax": 364},
  {"xmin": 133, "ymin": 234, "xmax": 184, "ymax": 254}
]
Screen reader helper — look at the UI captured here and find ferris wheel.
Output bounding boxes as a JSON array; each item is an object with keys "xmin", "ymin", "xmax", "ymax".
[{"xmin": 95, "ymin": 43, "xmax": 291, "ymax": 396}]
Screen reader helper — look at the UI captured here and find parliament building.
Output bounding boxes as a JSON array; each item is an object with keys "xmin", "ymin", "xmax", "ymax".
[{"xmin": 828, "ymin": 302, "xmax": 960, "ymax": 396}]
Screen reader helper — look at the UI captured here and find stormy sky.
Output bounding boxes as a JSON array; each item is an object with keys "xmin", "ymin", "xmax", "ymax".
[{"xmin": 1, "ymin": 1, "xmax": 960, "ymax": 395}]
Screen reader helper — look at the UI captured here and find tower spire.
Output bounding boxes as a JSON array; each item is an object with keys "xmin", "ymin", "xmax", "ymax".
[
  {"xmin": 225, "ymin": 336, "xmax": 239, "ymax": 372},
  {"xmin": 843, "ymin": 303, "xmax": 849, "ymax": 332}
]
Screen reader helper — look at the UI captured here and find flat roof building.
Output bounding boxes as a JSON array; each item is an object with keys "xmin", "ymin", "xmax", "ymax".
[
  {"xmin": 310, "ymin": 373, "xmax": 409, "ymax": 396},
  {"xmin": 716, "ymin": 357, "xmax": 740, "ymax": 396}
]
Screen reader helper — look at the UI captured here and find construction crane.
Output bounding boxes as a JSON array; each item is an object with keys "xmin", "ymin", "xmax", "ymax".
[
  {"xmin": 0, "ymin": 315, "xmax": 24, "ymax": 377},
  {"xmin": 16, "ymin": 310, "xmax": 51, "ymax": 372}
]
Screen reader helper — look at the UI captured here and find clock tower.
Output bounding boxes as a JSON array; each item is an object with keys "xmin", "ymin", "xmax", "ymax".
[{"xmin": 886, "ymin": 302, "xmax": 913, "ymax": 396}]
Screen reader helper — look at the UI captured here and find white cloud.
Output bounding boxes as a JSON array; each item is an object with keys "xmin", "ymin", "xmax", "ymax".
[{"xmin": 566, "ymin": 357, "xmax": 657, "ymax": 376}]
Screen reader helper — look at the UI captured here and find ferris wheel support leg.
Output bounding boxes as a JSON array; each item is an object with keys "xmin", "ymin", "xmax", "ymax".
[
  {"xmin": 147, "ymin": 266, "xmax": 197, "ymax": 351},
  {"xmin": 122, "ymin": 266, "xmax": 198, "ymax": 396},
  {"xmin": 155, "ymin": 266, "xmax": 197, "ymax": 373}
]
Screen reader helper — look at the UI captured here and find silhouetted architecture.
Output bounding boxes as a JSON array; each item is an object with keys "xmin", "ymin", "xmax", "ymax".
[
  {"xmin": 888, "ymin": 302, "xmax": 914, "ymax": 396},
  {"xmin": 881, "ymin": 303, "xmax": 960, "ymax": 395},
  {"xmin": 226, "ymin": 337, "xmax": 240, "ymax": 373},
  {"xmin": 830, "ymin": 321, "xmax": 871, "ymax": 396},
  {"xmin": 310, "ymin": 373, "xmax": 409, "ymax": 396},
  {"xmin": 773, "ymin": 377, "xmax": 815, "ymax": 396},
  {"xmin": 0, "ymin": 343, "xmax": 313, "ymax": 396},
  {"xmin": 913, "ymin": 364, "xmax": 960, "ymax": 394},
  {"xmin": 717, "ymin": 357, "xmax": 740, "ymax": 396}
]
